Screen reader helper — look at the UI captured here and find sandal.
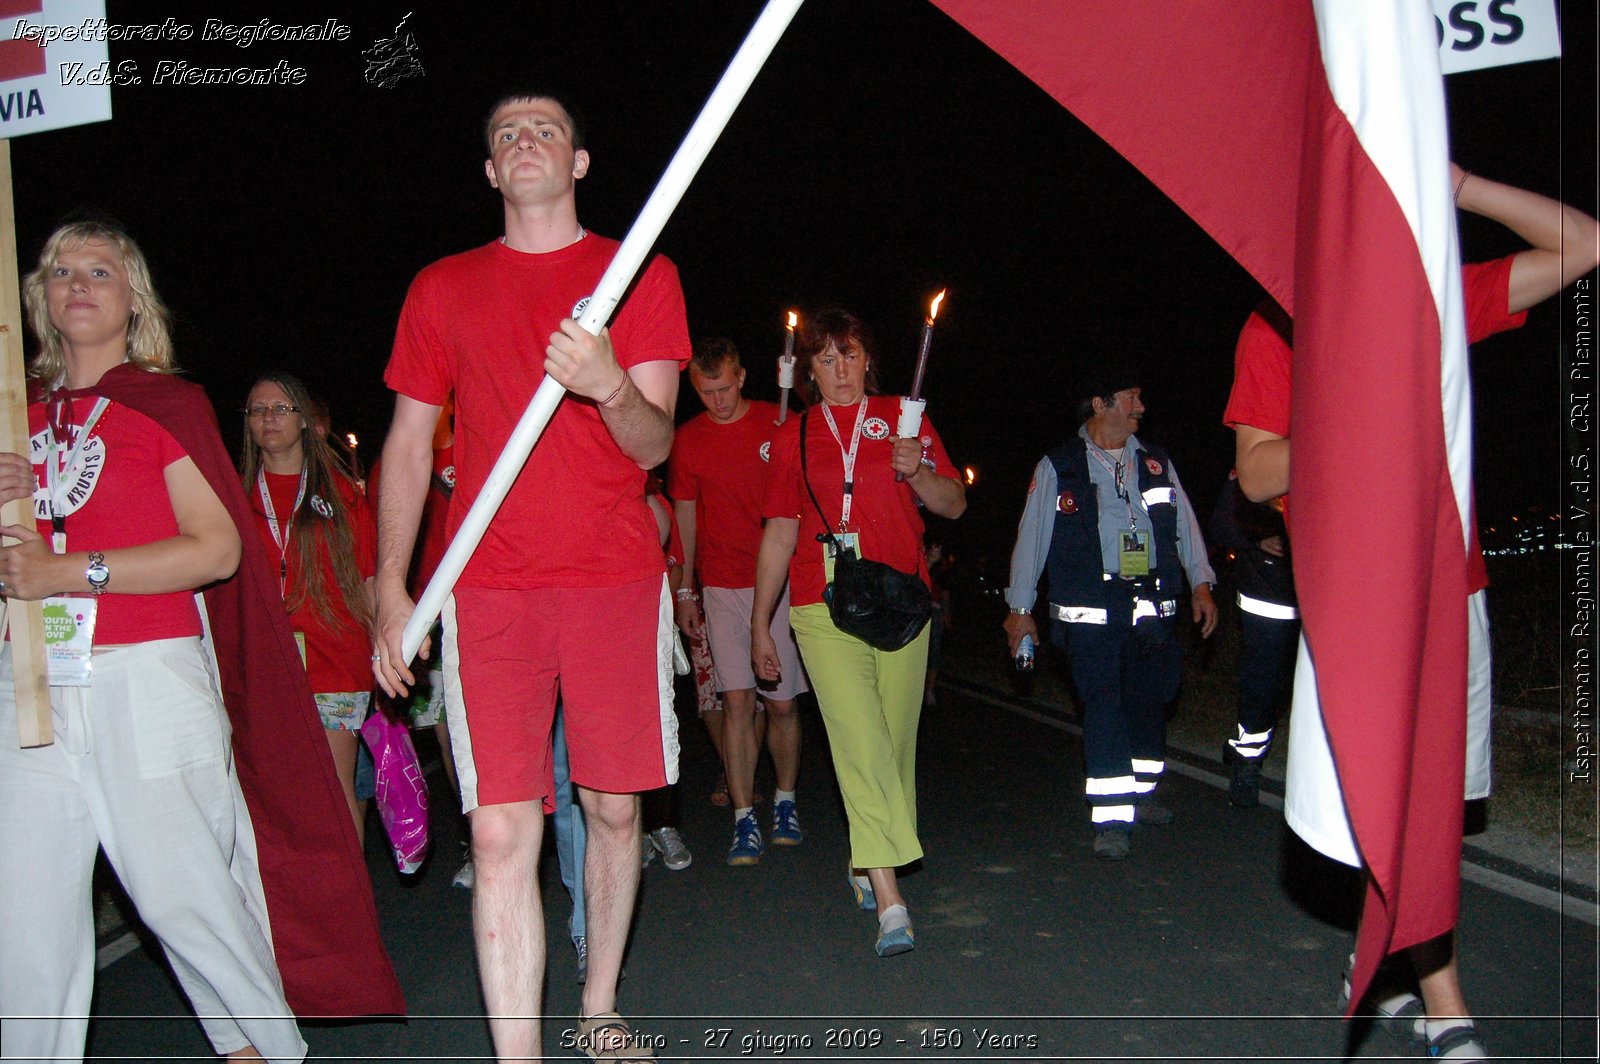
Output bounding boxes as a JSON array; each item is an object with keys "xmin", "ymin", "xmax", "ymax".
[
  {"xmin": 574, "ymin": 1011, "xmax": 656, "ymax": 1062},
  {"xmin": 1426, "ymin": 1021, "xmax": 1488, "ymax": 1060},
  {"xmin": 710, "ymin": 772, "xmax": 729, "ymax": 807},
  {"xmin": 1339, "ymin": 954, "xmax": 1425, "ymax": 1045}
]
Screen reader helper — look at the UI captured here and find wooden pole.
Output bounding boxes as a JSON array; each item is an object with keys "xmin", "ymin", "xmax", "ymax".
[{"xmin": 0, "ymin": 140, "xmax": 53, "ymax": 747}]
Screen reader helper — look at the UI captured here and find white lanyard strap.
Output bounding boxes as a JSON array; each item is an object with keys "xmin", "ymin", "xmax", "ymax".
[
  {"xmin": 819, "ymin": 398, "xmax": 868, "ymax": 531},
  {"xmin": 45, "ymin": 396, "xmax": 111, "ymax": 552},
  {"xmin": 257, "ymin": 466, "xmax": 308, "ymax": 597}
]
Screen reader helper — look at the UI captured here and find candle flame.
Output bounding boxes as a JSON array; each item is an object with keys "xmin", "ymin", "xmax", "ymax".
[
  {"xmin": 929, "ymin": 289, "xmax": 946, "ymax": 322},
  {"xmin": 346, "ymin": 433, "xmax": 358, "ymax": 448},
  {"xmin": 786, "ymin": 311, "xmax": 797, "ymax": 330}
]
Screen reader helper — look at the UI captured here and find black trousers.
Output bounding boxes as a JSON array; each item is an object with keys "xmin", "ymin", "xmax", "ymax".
[{"xmin": 1053, "ymin": 611, "xmax": 1182, "ymax": 825}]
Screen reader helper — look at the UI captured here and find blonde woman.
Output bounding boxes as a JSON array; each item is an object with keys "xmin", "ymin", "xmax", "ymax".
[{"xmin": 0, "ymin": 220, "xmax": 312, "ymax": 1061}]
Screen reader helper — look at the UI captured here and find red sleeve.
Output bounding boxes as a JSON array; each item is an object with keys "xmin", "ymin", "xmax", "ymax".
[
  {"xmin": 762, "ymin": 418, "xmax": 803, "ymax": 522},
  {"xmin": 384, "ymin": 268, "xmax": 453, "ymax": 406},
  {"xmin": 348, "ymin": 481, "xmax": 377, "ymax": 579},
  {"xmin": 666, "ymin": 424, "xmax": 697, "ymax": 502},
  {"xmin": 1223, "ymin": 308, "xmax": 1293, "ymax": 436},
  {"xmin": 612, "ymin": 254, "xmax": 692, "ymax": 372},
  {"xmin": 1462, "ymin": 256, "xmax": 1529, "ymax": 344},
  {"xmin": 153, "ymin": 419, "xmax": 189, "ymax": 468}
]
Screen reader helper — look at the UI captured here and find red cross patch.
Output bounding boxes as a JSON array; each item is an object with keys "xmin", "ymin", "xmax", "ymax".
[{"xmin": 1145, "ymin": 458, "xmax": 1163, "ymax": 476}]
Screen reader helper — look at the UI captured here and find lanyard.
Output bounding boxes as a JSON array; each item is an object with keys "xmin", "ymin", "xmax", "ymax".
[
  {"xmin": 818, "ymin": 398, "xmax": 868, "ymax": 531},
  {"xmin": 1088, "ymin": 443, "xmax": 1140, "ymax": 530},
  {"xmin": 44, "ymin": 391, "xmax": 111, "ymax": 553},
  {"xmin": 257, "ymin": 466, "xmax": 308, "ymax": 597}
]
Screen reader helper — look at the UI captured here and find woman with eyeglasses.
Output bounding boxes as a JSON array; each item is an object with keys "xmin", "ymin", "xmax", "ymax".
[
  {"xmin": 752, "ymin": 307, "xmax": 966, "ymax": 958},
  {"xmin": 0, "ymin": 220, "xmax": 351, "ymax": 1060},
  {"xmin": 241, "ymin": 373, "xmax": 378, "ymax": 844}
]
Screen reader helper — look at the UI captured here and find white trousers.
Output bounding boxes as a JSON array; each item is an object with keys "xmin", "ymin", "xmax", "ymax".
[
  {"xmin": 0, "ymin": 638, "xmax": 306, "ymax": 1064},
  {"xmin": 1285, "ymin": 589, "xmax": 1493, "ymax": 867}
]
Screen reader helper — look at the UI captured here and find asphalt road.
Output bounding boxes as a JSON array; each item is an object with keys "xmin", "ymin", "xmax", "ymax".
[{"xmin": 83, "ymin": 679, "xmax": 1597, "ymax": 1062}]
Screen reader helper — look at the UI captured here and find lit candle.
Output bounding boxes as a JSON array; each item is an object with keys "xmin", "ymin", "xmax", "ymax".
[
  {"xmin": 777, "ymin": 310, "xmax": 798, "ymax": 424},
  {"xmin": 908, "ymin": 289, "xmax": 945, "ymax": 403},
  {"xmin": 896, "ymin": 290, "xmax": 945, "ymax": 481}
]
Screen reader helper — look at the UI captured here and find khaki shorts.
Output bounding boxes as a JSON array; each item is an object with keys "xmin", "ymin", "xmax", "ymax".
[{"xmin": 703, "ymin": 584, "xmax": 808, "ymax": 702}]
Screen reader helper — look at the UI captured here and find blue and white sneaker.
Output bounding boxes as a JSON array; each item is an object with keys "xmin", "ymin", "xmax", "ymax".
[
  {"xmin": 874, "ymin": 905, "xmax": 915, "ymax": 957},
  {"xmin": 770, "ymin": 800, "xmax": 803, "ymax": 846},
  {"xmin": 848, "ymin": 864, "xmax": 876, "ymax": 911},
  {"xmin": 726, "ymin": 813, "xmax": 765, "ymax": 866}
]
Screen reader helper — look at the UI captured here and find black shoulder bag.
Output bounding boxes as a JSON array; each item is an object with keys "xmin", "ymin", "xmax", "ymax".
[{"xmin": 799, "ymin": 408, "xmax": 933, "ymax": 651}]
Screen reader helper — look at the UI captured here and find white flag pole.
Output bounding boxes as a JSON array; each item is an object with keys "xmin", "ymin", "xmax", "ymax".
[{"xmin": 401, "ymin": 0, "xmax": 806, "ymax": 662}]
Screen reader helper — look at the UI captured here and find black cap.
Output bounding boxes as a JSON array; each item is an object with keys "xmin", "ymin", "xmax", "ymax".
[{"xmin": 1076, "ymin": 363, "xmax": 1141, "ymax": 403}]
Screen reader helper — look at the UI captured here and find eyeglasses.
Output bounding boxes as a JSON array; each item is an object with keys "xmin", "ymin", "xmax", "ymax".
[{"xmin": 245, "ymin": 404, "xmax": 300, "ymax": 419}]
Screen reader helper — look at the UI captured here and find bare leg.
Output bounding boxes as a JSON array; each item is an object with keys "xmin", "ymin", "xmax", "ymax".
[
  {"xmin": 576, "ymin": 788, "xmax": 642, "ymax": 1022},
  {"xmin": 864, "ymin": 866, "xmax": 905, "ymax": 911},
  {"xmin": 225, "ymin": 1048, "xmax": 262, "ymax": 1061},
  {"xmin": 702, "ymin": 706, "xmax": 726, "ymax": 765},
  {"xmin": 722, "ymin": 688, "xmax": 760, "ymax": 809},
  {"xmin": 470, "ymin": 802, "xmax": 545, "ymax": 1061},
  {"xmin": 1412, "ymin": 931, "xmax": 1470, "ymax": 1019},
  {"xmin": 325, "ymin": 728, "xmax": 364, "ymax": 847},
  {"xmin": 763, "ymin": 697, "xmax": 801, "ymax": 793}
]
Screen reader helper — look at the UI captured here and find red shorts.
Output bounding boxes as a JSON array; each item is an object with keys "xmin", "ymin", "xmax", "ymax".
[{"xmin": 440, "ymin": 575, "xmax": 679, "ymax": 810}]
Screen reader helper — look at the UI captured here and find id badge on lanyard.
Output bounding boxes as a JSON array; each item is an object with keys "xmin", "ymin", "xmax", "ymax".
[
  {"xmin": 822, "ymin": 532, "xmax": 861, "ymax": 583},
  {"xmin": 1118, "ymin": 530, "xmax": 1151, "ymax": 578},
  {"xmin": 42, "ymin": 393, "xmax": 110, "ymax": 685},
  {"xmin": 43, "ymin": 597, "xmax": 99, "ymax": 687},
  {"xmin": 819, "ymin": 399, "xmax": 867, "ymax": 582}
]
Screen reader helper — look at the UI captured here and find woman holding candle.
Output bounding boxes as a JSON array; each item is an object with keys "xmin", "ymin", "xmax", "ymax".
[
  {"xmin": 241, "ymin": 371, "xmax": 378, "ymax": 843},
  {"xmin": 752, "ymin": 306, "xmax": 965, "ymax": 957}
]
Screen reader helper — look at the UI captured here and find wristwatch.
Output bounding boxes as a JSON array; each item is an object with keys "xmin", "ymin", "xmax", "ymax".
[
  {"xmin": 85, "ymin": 551, "xmax": 110, "ymax": 595},
  {"xmin": 1008, "ymin": 606, "xmax": 1031, "ymax": 615}
]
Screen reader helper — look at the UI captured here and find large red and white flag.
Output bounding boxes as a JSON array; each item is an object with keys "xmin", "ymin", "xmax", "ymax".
[{"xmin": 929, "ymin": 0, "xmax": 1472, "ymax": 1007}]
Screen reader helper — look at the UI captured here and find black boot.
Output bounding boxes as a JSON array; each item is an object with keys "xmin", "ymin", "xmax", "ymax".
[{"xmin": 1223, "ymin": 742, "xmax": 1266, "ymax": 808}]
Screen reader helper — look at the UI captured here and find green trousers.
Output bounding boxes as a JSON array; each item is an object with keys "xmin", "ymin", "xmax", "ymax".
[{"xmin": 790, "ymin": 604, "xmax": 929, "ymax": 869}]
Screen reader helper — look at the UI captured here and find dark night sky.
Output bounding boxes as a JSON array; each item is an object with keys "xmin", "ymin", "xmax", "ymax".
[{"xmin": 10, "ymin": 1, "xmax": 1596, "ymax": 558}]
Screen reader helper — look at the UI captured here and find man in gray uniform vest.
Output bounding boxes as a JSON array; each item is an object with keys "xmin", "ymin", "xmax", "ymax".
[{"xmin": 1004, "ymin": 367, "xmax": 1218, "ymax": 859}]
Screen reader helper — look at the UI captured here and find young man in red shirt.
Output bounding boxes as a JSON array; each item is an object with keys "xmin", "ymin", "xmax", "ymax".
[
  {"xmin": 373, "ymin": 91, "xmax": 690, "ymax": 1061},
  {"xmin": 670, "ymin": 339, "xmax": 809, "ymax": 865}
]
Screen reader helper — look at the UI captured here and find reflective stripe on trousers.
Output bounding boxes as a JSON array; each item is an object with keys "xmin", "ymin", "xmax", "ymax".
[
  {"xmin": 1238, "ymin": 592, "xmax": 1298, "ymax": 621},
  {"xmin": 1228, "ymin": 724, "xmax": 1274, "ymax": 759}
]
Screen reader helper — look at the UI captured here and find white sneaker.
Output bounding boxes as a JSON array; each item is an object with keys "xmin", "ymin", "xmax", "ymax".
[
  {"xmin": 649, "ymin": 827, "xmax": 693, "ymax": 870},
  {"xmin": 451, "ymin": 858, "xmax": 475, "ymax": 890}
]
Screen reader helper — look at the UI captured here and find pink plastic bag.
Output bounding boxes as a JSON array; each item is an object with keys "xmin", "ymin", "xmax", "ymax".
[{"xmin": 360, "ymin": 710, "xmax": 431, "ymax": 874}]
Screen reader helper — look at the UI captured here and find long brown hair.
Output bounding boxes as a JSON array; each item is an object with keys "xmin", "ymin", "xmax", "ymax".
[{"xmin": 239, "ymin": 371, "xmax": 372, "ymax": 634}]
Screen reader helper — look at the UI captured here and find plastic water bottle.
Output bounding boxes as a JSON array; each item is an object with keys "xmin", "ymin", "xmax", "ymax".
[{"xmin": 1015, "ymin": 633, "xmax": 1035, "ymax": 672}]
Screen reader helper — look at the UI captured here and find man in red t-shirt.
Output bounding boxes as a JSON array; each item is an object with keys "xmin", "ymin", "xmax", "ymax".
[
  {"xmin": 372, "ymin": 91, "xmax": 690, "ymax": 1059},
  {"xmin": 1224, "ymin": 165, "xmax": 1599, "ymax": 1059},
  {"xmin": 670, "ymin": 338, "xmax": 809, "ymax": 866}
]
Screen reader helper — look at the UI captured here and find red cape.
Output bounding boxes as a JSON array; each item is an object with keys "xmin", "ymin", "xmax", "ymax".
[{"xmin": 68, "ymin": 365, "xmax": 404, "ymax": 1016}]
